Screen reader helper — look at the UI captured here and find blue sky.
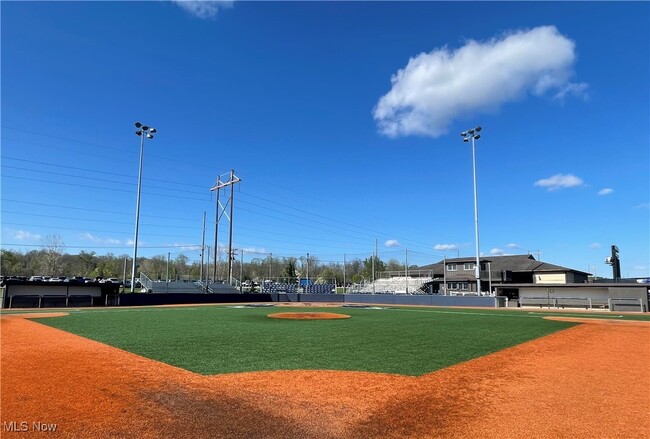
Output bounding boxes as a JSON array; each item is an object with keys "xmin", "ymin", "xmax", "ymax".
[{"xmin": 1, "ymin": 1, "xmax": 649, "ymax": 277}]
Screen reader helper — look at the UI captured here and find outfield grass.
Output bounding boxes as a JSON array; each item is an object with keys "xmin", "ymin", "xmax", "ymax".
[{"xmin": 28, "ymin": 306, "xmax": 584, "ymax": 376}]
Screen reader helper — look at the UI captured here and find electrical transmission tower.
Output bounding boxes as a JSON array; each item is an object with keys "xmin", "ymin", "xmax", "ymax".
[{"xmin": 210, "ymin": 170, "xmax": 241, "ymax": 285}]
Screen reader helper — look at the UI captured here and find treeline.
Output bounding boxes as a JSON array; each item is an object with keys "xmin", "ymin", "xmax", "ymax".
[{"xmin": 1, "ymin": 248, "xmax": 419, "ymax": 285}]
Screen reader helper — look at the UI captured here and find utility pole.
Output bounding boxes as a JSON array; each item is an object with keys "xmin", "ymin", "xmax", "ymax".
[
  {"xmin": 443, "ymin": 255, "xmax": 447, "ymax": 295},
  {"xmin": 229, "ymin": 249, "xmax": 237, "ymax": 286},
  {"xmin": 269, "ymin": 253, "xmax": 272, "ymax": 280},
  {"xmin": 210, "ymin": 170, "xmax": 241, "ymax": 286},
  {"xmin": 205, "ymin": 245, "xmax": 211, "ymax": 292},
  {"xmin": 122, "ymin": 256, "xmax": 128, "ymax": 290},
  {"xmin": 343, "ymin": 253, "xmax": 346, "ymax": 294},
  {"xmin": 213, "ymin": 181, "xmax": 220, "ymax": 282},
  {"xmin": 405, "ymin": 248, "xmax": 409, "ymax": 294},
  {"xmin": 200, "ymin": 211, "xmax": 206, "ymax": 285},
  {"xmin": 371, "ymin": 250, "xmax": 374, "ymax": 292}
]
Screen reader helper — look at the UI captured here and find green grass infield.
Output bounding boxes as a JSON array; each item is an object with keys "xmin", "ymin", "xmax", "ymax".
[{"xmin": 25, "ymin": 305, "xmax": 594, "ymax": 376}]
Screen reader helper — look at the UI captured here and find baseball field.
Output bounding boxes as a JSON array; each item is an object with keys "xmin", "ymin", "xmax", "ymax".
[{"xmin": 2, "ymin": 303, "xmax": 649, "ymax": 438}]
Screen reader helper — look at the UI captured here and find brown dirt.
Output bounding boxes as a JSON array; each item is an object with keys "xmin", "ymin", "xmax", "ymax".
[
  {"xmin": 267, "ymin": 312, "xmax": 351, "ymax": 320},
  {"xmin": 1, "ymin": 311, "xmax": 648, "ymax": 438}
]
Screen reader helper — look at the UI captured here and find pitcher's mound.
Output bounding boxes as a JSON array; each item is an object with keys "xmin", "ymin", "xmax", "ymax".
[{"xmin": 268, "ymin": 312, "xmax": 350, "ymax": 320}]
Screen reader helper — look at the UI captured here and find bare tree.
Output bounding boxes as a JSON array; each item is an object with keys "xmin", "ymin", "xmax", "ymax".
[{"xmin": 40, "ymin": 234, "xmax": 66, "ymax": 275}]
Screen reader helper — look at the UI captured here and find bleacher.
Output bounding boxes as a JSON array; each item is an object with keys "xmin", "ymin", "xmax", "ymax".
[
  {"xmin": 262, "ymin": 283, "xmax": 298, "ymax": 293},
  {"xmin": 357, "ymin": 277, "xmax": 433, "ymax": 294},
  {"xmin": 304, "ymin": 284, "xmax": 335, "ymax": 294}
]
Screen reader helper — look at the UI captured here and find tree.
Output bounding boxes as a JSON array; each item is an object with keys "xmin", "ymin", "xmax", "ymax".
[
  {"xmin": 386, "ymin": 258, "xmax": 403, "ymax": 272},
  {"xmin": 362, "ymin": 256, "xmax": 385, "ymax": 280},
  {"xmin": 1, "ymin": 249, "xmax": 25, "ymax": 275},
  {"xmin": 283, "ymin": 257, "xmax": 297, "ymax": 283},
  {"xmin": 75, "ymin": 251, "xmax": 97, "ymax": 277},
  {"xmin": 140, "ymin": 255, "xmax": 167, "ymax": 280},
  {"xmin": 41, "ymin": 234, "xmax": 65, "ymax": 275},
  {"xmin": 175, "ymin": 254, "xmax": 189, "ymax": 280}
]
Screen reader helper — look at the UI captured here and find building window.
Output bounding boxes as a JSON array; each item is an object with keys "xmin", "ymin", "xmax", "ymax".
[
  {"xmin": 447, "ymin": 264, "xmax": 457, "ymax": 271},
  {"xmin": 461, "ymin": 283, "xmax": 469, "ymax": 290},
  {"xmin": 463, "ymin": 263, "xmax": 474, "ymax": 270}
]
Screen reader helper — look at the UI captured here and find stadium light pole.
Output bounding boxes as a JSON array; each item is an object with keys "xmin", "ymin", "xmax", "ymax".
[
  {"xmin": 131, "ymin": 122, "xmax": 156, "ymax": 293},
  {"xmin": 461, "ymin": 126, "xmax": 482, "ymax": 296}
]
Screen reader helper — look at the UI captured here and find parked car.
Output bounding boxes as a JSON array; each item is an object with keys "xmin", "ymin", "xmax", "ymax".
[
  {"xmin": 68, "ymin": 276, "xmax": 86, "ymax": 284},
  {"xmin": 29, "ymin": 275, "xmax": 44, "ymax": 282},
  {"xmin": 105, "ymin": 278, "xmax": 122, "ymax": 285},
  {"xmin": 49, "ymin": 276, "xmax": 67, "ymax": 282}
]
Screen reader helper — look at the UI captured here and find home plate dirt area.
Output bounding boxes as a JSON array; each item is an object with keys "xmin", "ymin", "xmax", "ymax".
[{"xmin": 1, "ymin": 310, "xmax": 648, "ymax": 438}]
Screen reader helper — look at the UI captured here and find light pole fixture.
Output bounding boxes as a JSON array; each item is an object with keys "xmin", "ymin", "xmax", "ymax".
[
  {"xmin": 461, "ymin": 125, "xmax": 482, "ymax": 295},
  {"xmin": 131, "ymin": 121, "xmax": 156, "ymax": 292}
]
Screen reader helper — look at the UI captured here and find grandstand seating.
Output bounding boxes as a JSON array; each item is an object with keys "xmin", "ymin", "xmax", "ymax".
[
  {"xmin": 305, "ymin": 284, "xmax": 335, "ymax": 294},
  {"xmin": 356, "ymin": 277, "xmax": 433, "ymax": 294},
  {"xmin": 262, "ymin": 283, "xmax": 298, "ymax": 293}
]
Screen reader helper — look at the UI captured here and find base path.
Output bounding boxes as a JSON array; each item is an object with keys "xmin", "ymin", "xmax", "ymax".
[{"xmin": 1, "ymin": 313, "xmax": 648, "ymax": 438}]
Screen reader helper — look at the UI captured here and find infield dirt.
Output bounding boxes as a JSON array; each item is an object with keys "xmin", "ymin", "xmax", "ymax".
[{"xmin": 1, "ymin": 311, "xmax": 648, "ymax": 438}]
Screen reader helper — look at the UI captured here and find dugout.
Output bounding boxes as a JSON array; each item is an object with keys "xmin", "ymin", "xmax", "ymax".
[
  {"xmin": 495, "ymin": 283, "xmax": 649, "ymax": 312},
  {"xmin": 1, "ymin": 279, "xmax": 119, "ymax": 308}
]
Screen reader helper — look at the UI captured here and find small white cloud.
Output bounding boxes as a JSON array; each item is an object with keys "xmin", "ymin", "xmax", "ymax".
[
  {"xmin": 590, "ymin": 243, "xmax": 602, "ymax": 249},
  {"xmin": 534, "ymin": 173, "xmax": 584, "ymax": 191},
  {"xmin": 172, "ymin": 0, "xmax": 233, "ymax": 19},
  {"xmin": 506, "ymin": 243, "xmax": 520, "ymax": 249},
  {"xmin": 373, "ymin": 25, "xmax": 586, "ymax": 138},
  {"xmin": 554, "ymin": 82, "xmax": 589, "ymax": 101},
  {"xmin": 633, "ymin": 265, "xmax": 647, "ymax": 271},
  {"xmin": 240, "ymin": 247, "xmax": 268, "ymax": 255},
  {"xmin": 598, "ymin": 188, "xmax": 613, "ymax": 196},
  {"xmin": 490, "ymin": 248, "xmax": 506, "ymax": 256},
  {"xmin": 385, "ymin": 239, "xmax": 401, "ymax": 248},
  {"xmin": 434, "ymin": 244, "xmax": 459, "ymax": 251},
  {"xmin": 633, "ymin": 202, "xmax": 650, "ymax": 209},
  {"xmin": 80, "ymin": 232, "xmax": 120, "ymax": 245},
  {"xmin": 12, "ymin": 230, "xmax": 41, "ymax": 241},
  {"xmin": 174, "ymin": 243, "xmax": 202, "ymax": 251}
]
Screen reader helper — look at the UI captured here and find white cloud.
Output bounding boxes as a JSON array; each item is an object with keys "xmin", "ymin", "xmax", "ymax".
[
  {"xmin": 633, "ymin": 203, "xmax": 649, "ymax": 209},
  {"xmin": 506, "ymin": 243, "xmax": 520, "ymax": 249},
  {"xmin": 598, "ymin": 188, "xmax": 613, "ymax": 196},
  {"xmin": 173, "ymin": 243, "xmax": 202, "ymax": 252},
  {"xmin": 434, "ymin": 244, "xmax": 459, "ymax": 251},
  {"xmin": 373, "ymin": 26, "xmax": 587, "ymax": 138},
  {"xmin": 240, "ymin": 247, "xmax": 268, "ymax": 255},
  {"xmin": 490, "ymin": 248, "xmax": 506, "ymax": 256},
  {"xmin": 80, "ymin": 232, "xmax": 120, "ymax": 245},
  {"xmin": 172, "ymin": 0, "xmax": 233, "ymax": 19},
  {"xmin": 385, "ymin": 239, "xmax": 401, "ymax": 247},
  {"xmin": 534, "ymin": 173, "xmax": 584, "ymax": 191},
  {"xmin": 590, "ymin": 243, "xmax": 602, "ymax": 249},
  {"xmin": 12, "ymin": 230, "xmax": 41, "ymax": 241}
]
